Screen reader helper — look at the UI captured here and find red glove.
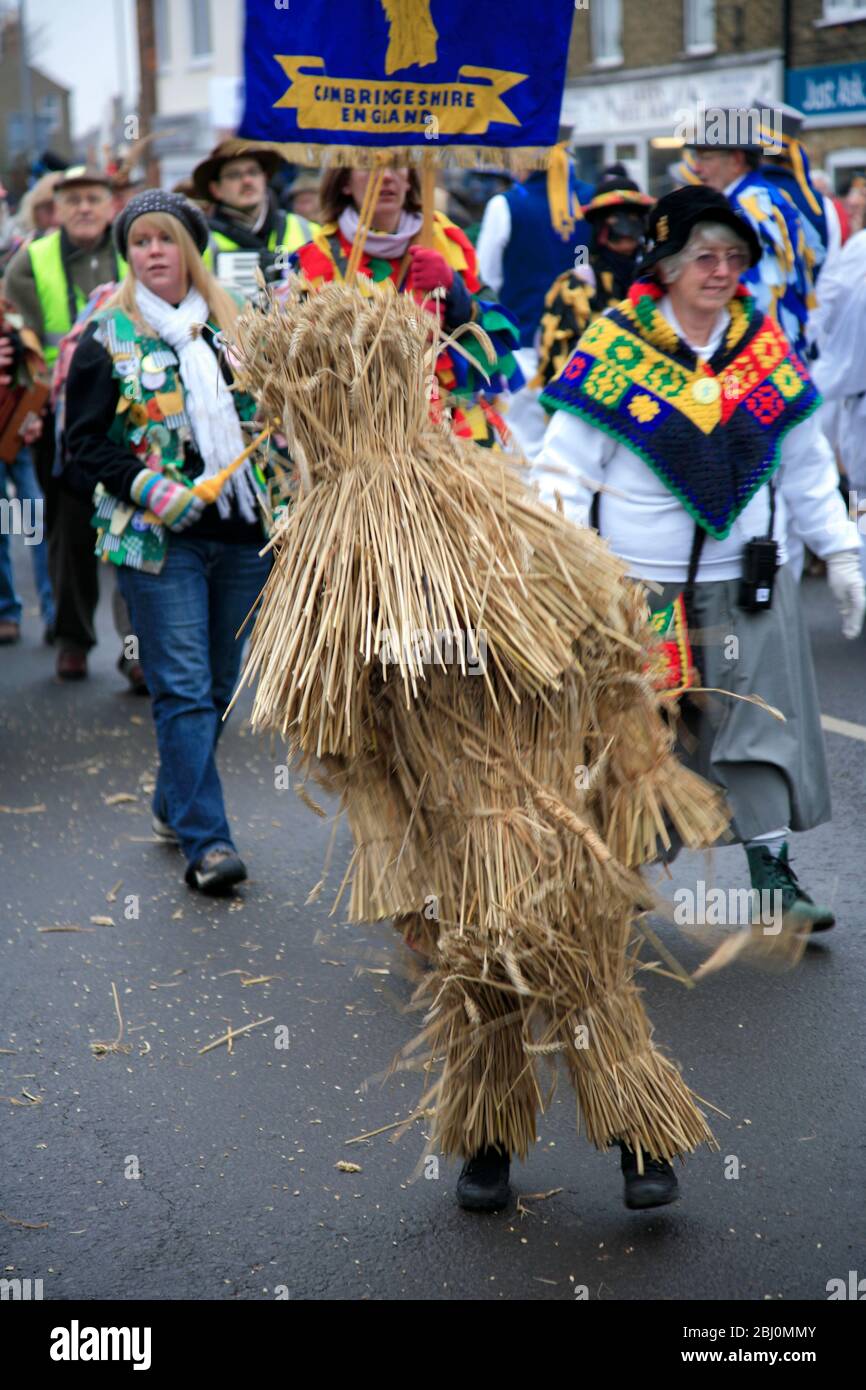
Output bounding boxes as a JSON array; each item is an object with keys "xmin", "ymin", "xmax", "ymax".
[{"xmin": 407, "ymin": 246, "xmax": 454, "ymax": 294}]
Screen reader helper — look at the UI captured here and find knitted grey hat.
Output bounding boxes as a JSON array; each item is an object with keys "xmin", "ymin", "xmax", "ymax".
[{"xmin": 114, "ymin": 189, "xmax": 210, "ymax": 260}]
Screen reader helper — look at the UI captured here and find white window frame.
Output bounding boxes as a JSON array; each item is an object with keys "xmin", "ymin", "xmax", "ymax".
[
  {"xmin": 591, "ymin": 0, "xmax": 623, "ymax": 69},
  {"xmin": 826, "ymin": 146, "xmax": 866, "ymax": 190},
  {"xmin": 188, "ymin": 0, "xmax": 213, "ymax": 64},
  {"xmin": 573, "ymin": 135, "xmax": 648, "ymax": 192},
  {"xmin": 38, "ymin": 93, "xmax": 62, "ymax": 134},
  {"xmin": 817, "ymin": 0, "xmax": 866, "ymax": 24},
  {"xmin": 684, "ymin": 0, "xmax": 716, "ymax": 56},
  {"xmin": 155, "ymin": 0, "xmax": 171, "ymax": 72}
]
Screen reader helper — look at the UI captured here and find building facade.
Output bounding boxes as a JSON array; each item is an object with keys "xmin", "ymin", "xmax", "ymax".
[
  {"xmin": 154, "ymin": 0, "xmax": 244, "ymax": 187},
  {"xmin": 565, "ymin": 0, "xmax": 866, "ymax": 194},
  {"xmin": 0, "ymin": 13, "xmax": 72, "ymax": 195},
  {"xmin": 786, "ymin": 0, "xmax": 866, "ymax": 188}
]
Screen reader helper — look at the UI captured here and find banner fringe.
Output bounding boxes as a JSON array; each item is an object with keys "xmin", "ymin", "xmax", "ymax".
[{"xmin": 221, "ymin": 137, "xmax": 559, "ymax": 172}]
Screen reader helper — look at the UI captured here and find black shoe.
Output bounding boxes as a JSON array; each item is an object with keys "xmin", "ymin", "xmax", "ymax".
[
  {"xmin": 617, "ymin": 1140, "xmax": 680, "ymax": 1210},
  {"xmin": 185, "ymin": 848, "xmax": 247, "ymax": 896},
  {"xmin": 456, "ymin": 1144, "xmax": 511, "ymax": 1212},
  {"xmin": 56, "ymin": 646, "xmax": 87, "ymax": 680},
  {"xmin": 151, "ymin": 813, "xmax": 180, "ymax": 846},
  {"xmin": 117, "ymin": 651, "xmax": 149, "ymax": 695}
]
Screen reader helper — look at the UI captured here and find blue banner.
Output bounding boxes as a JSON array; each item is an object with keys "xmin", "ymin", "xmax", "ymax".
[
  {"xmin": 787, "ymin": 62, "xmax": 866, "ymax": 119},
  {"xmin": 238, "ymin": 0, "xmax": 573, "ymax": 152}
]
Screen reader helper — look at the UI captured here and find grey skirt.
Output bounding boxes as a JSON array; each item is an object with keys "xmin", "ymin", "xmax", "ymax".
[{"xmin": 647, "ymin": 564, "xmax": 831, "ymax": 843}]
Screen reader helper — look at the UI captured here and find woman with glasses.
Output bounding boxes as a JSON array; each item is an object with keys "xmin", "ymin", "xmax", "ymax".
[{"xmin": 535, "ymin": 187, "xmax": 863, "ymax": 930}]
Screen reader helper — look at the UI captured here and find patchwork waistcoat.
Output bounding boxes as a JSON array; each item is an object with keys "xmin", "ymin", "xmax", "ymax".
[{"xmin": 89, "ymin": 307, "xmax": 271, "ymax": 573}]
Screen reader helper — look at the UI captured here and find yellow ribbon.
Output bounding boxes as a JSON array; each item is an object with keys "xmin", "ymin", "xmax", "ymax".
[
  {"xmin": 546, "ymin": 141, "xmax": 581, "ymax": 242},
  {"xmin": 757, "ymin": 124, "xmax": 823, "ymax": 220}
]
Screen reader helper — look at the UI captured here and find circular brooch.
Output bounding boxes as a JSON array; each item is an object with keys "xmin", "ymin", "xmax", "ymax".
[{"xmin": 692, "ymin": 377, "xmax": 720, "ymax": 405}]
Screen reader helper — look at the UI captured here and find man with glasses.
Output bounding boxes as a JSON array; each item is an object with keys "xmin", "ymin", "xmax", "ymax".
[
  {"xmin": 4, "ymin": 166, "xmax": 125, "ymax": 678},
  {"xmin": 193, "ymin": 142, "xmax": 318, "ymax": 299},
  {"xmin": 688, "ymin": 110, "xmax": 814, "ymax": 358}
]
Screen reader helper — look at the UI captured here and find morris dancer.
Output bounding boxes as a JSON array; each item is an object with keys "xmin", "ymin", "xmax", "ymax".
[{"xmin": 532, "ymin": 166, "xmax": 653, "ymax": 393}]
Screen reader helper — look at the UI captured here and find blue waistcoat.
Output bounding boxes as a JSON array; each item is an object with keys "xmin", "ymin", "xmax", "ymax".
[{"xmin": 500, "ymin": 170, "xmax": 594, "ymax": 347}]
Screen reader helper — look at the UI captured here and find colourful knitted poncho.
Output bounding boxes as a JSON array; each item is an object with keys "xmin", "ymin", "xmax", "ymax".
[{"xmin": 540, "ymin": 279, "xmax": 820, "ymax": 540}]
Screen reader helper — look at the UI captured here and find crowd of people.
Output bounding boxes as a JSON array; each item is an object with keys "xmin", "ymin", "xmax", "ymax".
[{"xmin": 1, "ymin": 105, "xmax": 864, "ymax": 1213}]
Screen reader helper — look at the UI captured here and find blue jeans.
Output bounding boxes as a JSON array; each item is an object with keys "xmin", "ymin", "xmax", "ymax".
[
  {"xmin": 0, "ymin": 450, "xmax": 54, "ymax": 626},
  {"xmin": 117, "ymin": 535, "xmax": 272, "ymax": 865}
]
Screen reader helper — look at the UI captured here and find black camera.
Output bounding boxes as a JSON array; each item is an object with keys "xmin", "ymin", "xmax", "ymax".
[{"xmin": 738, "ymin": 536, "xmax": 779, "ymax": 612}]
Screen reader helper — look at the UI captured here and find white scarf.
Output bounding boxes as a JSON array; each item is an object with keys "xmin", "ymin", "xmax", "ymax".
[
  {"xmin": 134, "ymin": 282, "xmax": 257, "ymax": 521},
  {"xmin": 338, "ymin": 205, "xmax": 423, "ymax": 260}
]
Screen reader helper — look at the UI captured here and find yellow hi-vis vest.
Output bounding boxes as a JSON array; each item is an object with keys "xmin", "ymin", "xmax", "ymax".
[
  {"xmin": 28, "ymin": 230, "xmax": 127, "ymax": 365},
  {"xmin": 203, "ymin": 210, "xmax": 317, "ymax": 272}
]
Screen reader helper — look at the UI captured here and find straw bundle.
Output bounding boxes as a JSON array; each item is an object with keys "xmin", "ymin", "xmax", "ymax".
[{"xmin": 230, "ymin": 278, "xmax": 733, "ymax": 1162}]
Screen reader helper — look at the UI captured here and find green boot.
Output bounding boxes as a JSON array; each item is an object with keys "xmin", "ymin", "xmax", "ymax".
[{"xmin": 746, "ymin": 842, "xmax": 835, "ymax": 933}]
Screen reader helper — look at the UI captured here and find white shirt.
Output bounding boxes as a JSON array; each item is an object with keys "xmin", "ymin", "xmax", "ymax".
[
  {"xmin": 824, "ymin": 193, "xmax": 842, "ymax": 261},
  {"xmin": 810, "ymin": 226, "xmax": 866, "ymax": 352},
  {"xmin": 532, "ymin": 295, "xmax": 861, "ymax": 584},
  {"xmin": 476, "ymin": 193, "xmax": 511, "ymax": 296},
  {"xmin": 812, "ymin": 231, "xmax": 866, "ymax": 491}
]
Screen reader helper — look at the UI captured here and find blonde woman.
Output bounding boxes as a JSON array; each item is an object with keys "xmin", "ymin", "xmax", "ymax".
[{"xmin": 64, "ymin": 190, "xmax": 284, "ymax": 895}]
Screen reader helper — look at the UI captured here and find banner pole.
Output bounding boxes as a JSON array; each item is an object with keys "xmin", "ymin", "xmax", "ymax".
[
  {"xmin": 420, "ymin": 156, "xmax": 436, "ymax": 248},
  {"xmin": 346, "ymin": 164, "xmax": 386, "ymax": 285}
]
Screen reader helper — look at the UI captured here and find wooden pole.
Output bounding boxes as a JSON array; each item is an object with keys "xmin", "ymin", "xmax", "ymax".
[
  {"xmin": 345, "ymin": 165, "xmax": 386, "ymax": 286},
  {"xmin": 135, "ymin": 0, "xmax": 161, "ymax": 187},
  {"xmin": 420, "ymin": 158, "xmax": 436, "ymax": 248}
]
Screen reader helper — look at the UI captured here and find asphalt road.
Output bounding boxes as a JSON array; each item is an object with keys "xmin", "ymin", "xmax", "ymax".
[{"xmin": 1, "ymin": 545, "xmax": 864, "ymax": 1302}]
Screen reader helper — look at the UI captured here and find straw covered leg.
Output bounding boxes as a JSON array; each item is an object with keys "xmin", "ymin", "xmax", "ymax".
[{"xmin": 323, "ymin": 668, "xmax": 721, "ymax": 1162}]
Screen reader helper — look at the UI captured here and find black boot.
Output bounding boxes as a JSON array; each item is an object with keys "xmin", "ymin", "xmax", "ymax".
[
  {"xmin": 617, "ymin": 1140, "xmax": 679, "ymax": 1210},
  {"xmin": 456, "ymin": 1144, "xmax": 511, "ymax": 1212},
  {"xmin": 746, "ymin": 842, "xmax": 834, "ymax": 932}
]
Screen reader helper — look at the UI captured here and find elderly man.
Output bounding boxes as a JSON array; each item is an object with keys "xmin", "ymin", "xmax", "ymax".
[
  {"xmin": 4, "ymin": 165, "xmax": 124, "ymax": 676},
  {"xmin": 193, "ymin": 142, "xmax": 318, "ymax": 298},
  {"xmin": 689, "ymin": 110, "xmax": 813, "ymax": 359}
]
